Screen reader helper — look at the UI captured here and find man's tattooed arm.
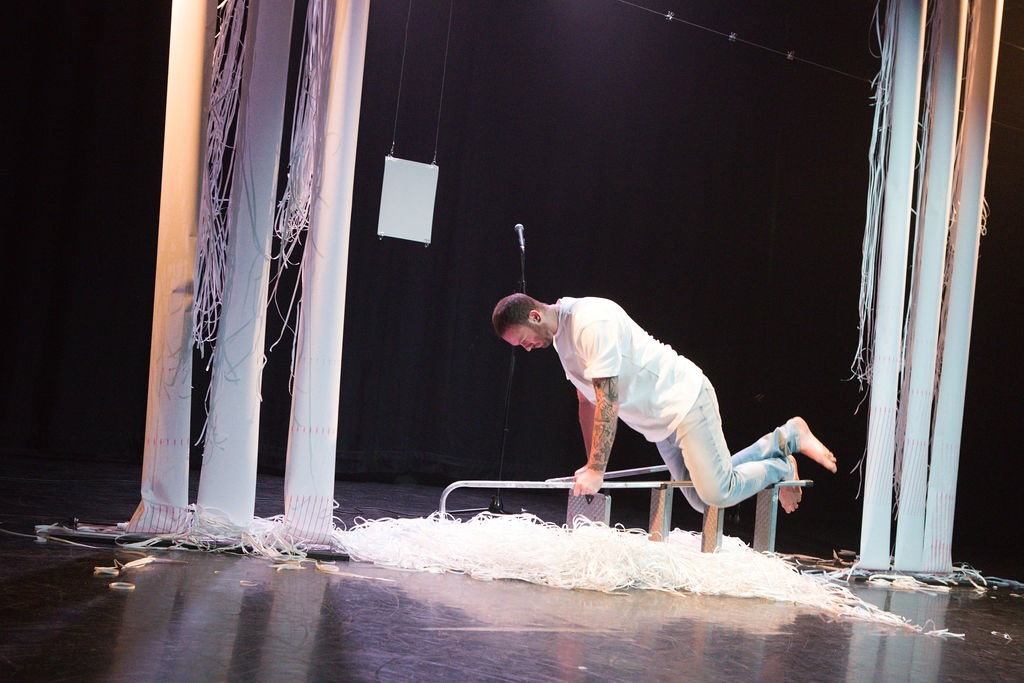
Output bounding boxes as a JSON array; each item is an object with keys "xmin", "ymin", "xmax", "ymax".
[{"xmin": 587, "ymin": 376, "xmax": 619, "ymax": 473}]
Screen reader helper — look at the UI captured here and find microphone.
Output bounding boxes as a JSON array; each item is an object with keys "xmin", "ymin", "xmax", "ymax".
[{"xmin": 514, "ymin": 223, "xmax": 525, "ymax": 252}]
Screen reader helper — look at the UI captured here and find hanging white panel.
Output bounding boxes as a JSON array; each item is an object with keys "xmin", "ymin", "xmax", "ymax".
[
  {"xmin": 377, "ymin": 155, "xmax": 439, "ymax": 245},
  {"xmin": 924, "ymin": 0, "xmax": 1004, "ymax": 573},
  {"xmin": 128, "ymin": 0, "xmax": 214, "ymax": 533},
  {"xmin": 195, "ymin": 0, "xmax": 295, "ymax": 527},
  {"xmin": 859, "ymin": 0, "xmax": 928, "ymax": 571},
  {"xmin": 893, "ymin": 0, "xmax": 967, "ymax": 571},
  {"xmin": 284, "ymin": 0, "xmax": 371, "ymax": 544}
]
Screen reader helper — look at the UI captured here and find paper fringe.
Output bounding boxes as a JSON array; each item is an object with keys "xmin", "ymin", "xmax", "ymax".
[
  {"xmin": 331, "ymin": 512, "xmax": 963, "ymax": 638},
  {"xmin": 194, "ymin": 0, "xmax": 247, "ymax": 355},
  {"xmin": 122, "ymin": 506, "xmax": 318, "ymax": 564}
]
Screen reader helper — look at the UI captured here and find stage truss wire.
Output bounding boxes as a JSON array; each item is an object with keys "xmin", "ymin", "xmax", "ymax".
[{"xmin": 613, "ymin": 0, "xmax": 874, "ymax": 84}]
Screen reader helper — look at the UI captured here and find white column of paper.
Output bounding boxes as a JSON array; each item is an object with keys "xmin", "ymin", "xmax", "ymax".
[
  {"xmin": 284, "ymin": 0, "xmax": 370, "ymax": 544},
  {"xmin": 128, "ymin": 0, "xmax": 214, "ymax": 533},
  {"xmin": 196, "ymin": 0, "xmax": 295, "ymax": 527}
]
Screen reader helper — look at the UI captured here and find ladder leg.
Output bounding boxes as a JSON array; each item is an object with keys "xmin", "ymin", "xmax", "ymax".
[
  {"xmin": 648, "ymin": 485, "xmax": 673, "ymax": 541},
  {"xmin": 753, "ymin": 487, "xmax": 779, "ymax": 552},
  {"xmin": 701, "ymin": 506, "xmax": 723, "ymax": 552}
]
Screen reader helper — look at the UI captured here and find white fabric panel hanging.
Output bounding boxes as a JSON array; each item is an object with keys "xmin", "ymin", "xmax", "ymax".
[
  {"xmin": 284, "ymin": 0, "xmax": 371, "ymax": 544},
  {"xmin": 859, "ymin": 0, "xmax": 928, "ymax": 571},
  {"xmin": 195, "ymin": 0, "xmax": 296, "ymax": 528},
  {"xmin": 924, "ymin": 0, "xmax": 1004, "ymax": 573},
  {"xmin": 128, "ymin": 0, "xmax": 215, "ymax": 534},
  {"xmin": 893, "ymin": 0, "xmax": 968, "ymax": 571}
]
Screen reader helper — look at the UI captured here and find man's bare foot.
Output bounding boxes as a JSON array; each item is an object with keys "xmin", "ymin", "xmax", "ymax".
[
  {"xmin": 788, "ymin": 416, "xmax": 837, "ymax": 473},
  {"xmin": 779, "ymin": 455, "xmax": 802, "ymax": 513}
]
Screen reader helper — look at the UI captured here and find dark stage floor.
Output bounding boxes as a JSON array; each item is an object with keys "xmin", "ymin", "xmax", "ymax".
[{"xmin": 1, "ymin": 451, "xmax": 1021, "ymax": 682}]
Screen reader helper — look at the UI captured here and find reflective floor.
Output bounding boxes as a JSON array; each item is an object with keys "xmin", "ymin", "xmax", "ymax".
[{"xmin": 2, "ymin": 452, "xmax": 1021, "ymax": 682}]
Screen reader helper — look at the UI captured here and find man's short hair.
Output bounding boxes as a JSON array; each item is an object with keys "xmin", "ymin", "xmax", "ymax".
[{"xmin": 492, "ymin": 293, "xmax": 542, "ymax": 336}]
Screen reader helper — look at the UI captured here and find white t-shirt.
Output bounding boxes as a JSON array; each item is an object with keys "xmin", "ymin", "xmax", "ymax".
[{"xmin": 553, "ymin": 297, "xmax": 704, "ymax": 442}]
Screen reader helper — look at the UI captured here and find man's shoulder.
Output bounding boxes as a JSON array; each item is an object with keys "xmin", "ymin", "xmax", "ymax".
[
  {"xmin": 571, "ymin": 297, "xmax": 624, "ymax": 320},
  {"xmin": 567, "ymin": 300, "xmax": 629, "ymax": 348}
]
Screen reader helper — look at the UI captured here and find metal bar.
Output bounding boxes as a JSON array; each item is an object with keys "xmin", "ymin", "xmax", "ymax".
[
  {"xmin": 439, "ymin": 479, "xmax": 691, "ymax": 515},
  {"xmin": 440, "ymin": 478, "xmax": 813, "ymax": 515},
  {"xmin": 545, "ymin": 464, "xmax": 670, "ymax": 483}
]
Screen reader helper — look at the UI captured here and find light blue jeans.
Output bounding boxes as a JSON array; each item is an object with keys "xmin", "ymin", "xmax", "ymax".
[{"xmin": 655, "ymin": 377, "xmax": 797, "ymax": 513}]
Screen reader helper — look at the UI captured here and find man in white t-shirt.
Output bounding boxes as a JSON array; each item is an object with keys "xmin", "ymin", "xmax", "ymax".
[{"xmin": 491, "ymin": 293, "xmax": 837, "ymax": 513}]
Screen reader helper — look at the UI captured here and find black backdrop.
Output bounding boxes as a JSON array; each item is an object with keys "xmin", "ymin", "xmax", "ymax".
[{"xmin": 4, "ymin": 1, "xmax": 1022, "ymax": 569}]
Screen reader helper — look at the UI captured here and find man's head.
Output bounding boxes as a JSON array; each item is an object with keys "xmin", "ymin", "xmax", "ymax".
[{"xmin": 491, "ymin": 293, "xmax": 554, "ymax": 351}]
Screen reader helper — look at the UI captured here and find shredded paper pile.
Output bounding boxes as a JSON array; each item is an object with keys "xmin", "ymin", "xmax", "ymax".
[{"xmin": 330, "ymin": 512, "xmax": 957, "ymax": 636}]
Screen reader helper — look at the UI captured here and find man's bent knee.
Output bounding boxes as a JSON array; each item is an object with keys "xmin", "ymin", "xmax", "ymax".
[{"xmin": 695, "ymin": 485, "xmax": 731, "ymax": 508}]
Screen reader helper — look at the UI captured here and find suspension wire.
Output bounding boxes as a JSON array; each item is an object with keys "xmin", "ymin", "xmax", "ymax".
[
  {"xmin": 390, "ymin": 0, "xmax": 414, "ymax": 156},
  {"xmin": 614, "ymin": 0, "xmax": 874, "ymax": 85},
  {"xmin": 432, "ymin": 0, "xmax": 455, "ymax": 165}
]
